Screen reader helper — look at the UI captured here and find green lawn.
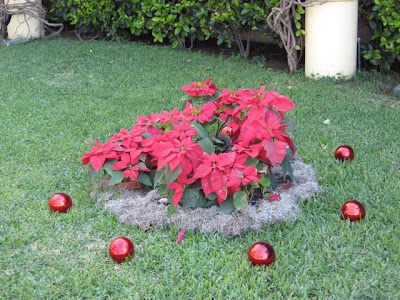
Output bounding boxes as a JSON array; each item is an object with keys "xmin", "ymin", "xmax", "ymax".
[{"xmin": 0, "ymin": 39, "xmax": 399, "ymax": 299}]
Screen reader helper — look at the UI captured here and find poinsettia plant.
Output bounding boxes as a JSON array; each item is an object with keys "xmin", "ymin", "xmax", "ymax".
[{"xmin": 81, "ymin": 79, "xmax": 296, "ymax": 215}]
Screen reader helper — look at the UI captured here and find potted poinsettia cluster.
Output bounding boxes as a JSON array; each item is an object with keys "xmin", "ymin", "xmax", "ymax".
[{"xmin": 81, "ymin": 79, "xmax": 296, "ymax": 215}]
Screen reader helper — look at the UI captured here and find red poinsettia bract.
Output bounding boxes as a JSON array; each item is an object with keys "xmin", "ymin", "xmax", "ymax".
[
  {"xmin": 80, "ymin": 140, "xmax": 122, "ymax": 171},
  {"xmin": 152, "ymin": 137, "xmax": 203, "ymax": 176},
  {"xmin": 181, "ymin": 78, "xmax": 219, "ymax": 97},
  {"xmin": 182, "ymin": 101, "xmax": 217, "ymax": 123},
  {"xmin": 148, "ymin": 107, "xmax": 183, "ymax": 125},
  {"xmin": 111, "ymin": 153, "xmax": 149, "ymax": 180},
  {"xmin": 193, "ymin": 152, "xmax": 236, "ymax": 203},
  {"xmin": 168, "ymin": 174, "xmax": 196, "ymax": 206}
]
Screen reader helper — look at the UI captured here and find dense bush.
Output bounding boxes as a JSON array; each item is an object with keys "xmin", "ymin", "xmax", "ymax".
[
  {"xmin": 49, "ymin": 1, "xmax": 399, "ymax": 70},
  {"xmin": 49, "ymin": 0, "xmax": 134, "ymax": 36},
  {"xmin": 360, "ymin": 0, "xmax": 400, "ymax": 71},
  {"xmin": 49, "ymin": 0, "xmax": 279, "ymax": 55}
]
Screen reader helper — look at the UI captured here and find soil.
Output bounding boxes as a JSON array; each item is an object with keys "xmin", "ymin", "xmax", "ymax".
[
  {"xmin": 192, "ymin": 37, "xmax": 296, "ymax": 72},
  {"xmin": 58, "ymin": 28, "xmax": 293, "ymax": 72}
]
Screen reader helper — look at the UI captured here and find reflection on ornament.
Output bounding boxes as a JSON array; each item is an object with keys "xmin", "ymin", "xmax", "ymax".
[
  {"xmin": 334, "ymin": 145, "xmax": 354, "ymax": 161},
  {"xmin": 248, "ymin": 241, "xmax": 275, "ymax": 266},
  {"xmin": 341, "ymin": 200, "xmax": 365, "ymax": 222},
  {"xmin": 109, "ymin": 237, "xmax": 135, "ymax": 263},
  {"xmin": 49, "ymin": 193, "xmax": 72, "ymax": 213}
]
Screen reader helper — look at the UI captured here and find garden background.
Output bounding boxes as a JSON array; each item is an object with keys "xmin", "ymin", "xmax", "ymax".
[{"xmin": 1, "ymin": 0, "xmax": 400, "ymax": 298}]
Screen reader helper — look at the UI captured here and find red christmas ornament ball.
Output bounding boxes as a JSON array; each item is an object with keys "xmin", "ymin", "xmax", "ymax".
[
  {"xmin": 334, "ymin": 145, "xmax": 354, "ymax": 161},
  {"xmin": 109, "ymin": 237, "xmax": 135, "ymax": 263},
  {"xmin": 341, "ymin": 200, "xmax": 366, "ymax": 222},
  {"xmin": 49, "ymin": 193, "xmax": 72, "ymax": 213},
  {"xmin": 248, "ymin": 241, "xmax": 276, "ymax": 266}
]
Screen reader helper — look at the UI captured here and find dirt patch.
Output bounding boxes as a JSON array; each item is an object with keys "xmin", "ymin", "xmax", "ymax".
[{"xmin": 92, "ymin": 156, "xmax": 321, "ymax": 235}]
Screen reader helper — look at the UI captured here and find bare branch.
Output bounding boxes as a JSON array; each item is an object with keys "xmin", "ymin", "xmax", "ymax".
[
  {"xmin": 266, "ymin": 0, "xmax": 327, "ymax": 73},
  {"xmin": 0, "ymin": 0, "xmax": 64, "ymax": 41}
]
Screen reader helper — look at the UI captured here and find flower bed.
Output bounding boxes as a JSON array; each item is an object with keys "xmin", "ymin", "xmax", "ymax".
[
  {"xmin": 92, "ymin": 156, "xmax": 321, "ymax": 235},
  {"xmin": 81, "ymin": 79, "xmax": 298, "ymax": 216}
]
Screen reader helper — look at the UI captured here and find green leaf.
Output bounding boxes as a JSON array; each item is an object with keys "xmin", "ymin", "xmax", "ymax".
[
  {"xmin": 166, "ymin": 14, "xmax": 175, "ymax": 22},
  {"xmin": 174, "ymin": 27, "xmax": 182, "ymax": 35},
  {"xmin": 135, "ymin": 162, "xmax": 147, "ymax": 170},
  {"xmin": 281, "ymin": 154, "xmax": 294, "ymax": 181},
  {"xmin": 202, "ymin": 123, "xmax": 211, "ymax": 132},
  {"xmin": 260, "ymin": 176, "xmax": 270, "ymax": 188},
  {"xmin": 158, "ymin": 184, "xmax": 170, "ymax": 198},
  {"xmin": 217, "ymin": 197, "xmax": 235, "ymax": 213},
  {"xmin": 203, "ymin": 199, "xmax": 218, "ymax": 208},
  {"xmin": 244, "ymin": 157, "xmax": 258, "ymax": 167},
  {"xmin": 142, "ymin": 132, "xmax": 153, "ymax": 139},
  {"xmin": 257, "ymin": 162, "xmax": 267, "ymax": 172},
  {"xmin": 161, "ymin": 122, "xmax": 174, "ymax": 131},
  {"xmin": 204, "ymin": 91, "xmax": 221, "ymax": 103},
  {"xmin": 154, "ymin": 166, "xmax": 166, "ymax": 188},
  {"xmin": 266, "ymin": 173, "xmax": 278, "ymax": 192},
  {"xmin": 372, "ymin": 50, "xmax": 382, "ymax": 59},
  {"xmin": 138, "ymin": 172, "xmax": 152, "ymax": 186},
  {"xmin": 139, "ymin": 153, "xmax": 147, "ymax": 162},
  {"xmin": 88, "ymin": 164, "xmax": 97, "ymax": 179},
  {"xmin": 295, "ymin": 45, "xmax": 301, "ymax": 51},
  {"xmin": 103, "ymin": 160, "xmax": 118, "ymax": 175},
  {"xmin": 102, "ymin": 160, "xmax": 124, "ymax": 186},
  {"xmin": 193, "ymin": 97, "xmax": 205, "ymax": 108},
  {"xmin": 192, "ymin": 122, "xmax": 209, "ymax": 139},
  {"xmin": 198, "ymin": 138, "xmax": 215, "ymax": 154},
  {"xmin": 241, "ymin": 8, "xmax": 250, "ymax": 15},
  {"xmin": 191, "ymin": 180, "xmax": 203, "ymax": 192},
  {"xmin": 108, "ymin": 170, "xmax": 123, "ymax": 186},
  {"xmin": 181, "ymin": 188, "xmax": 207, "ymax": 208},
  {"xmin": 171, "ymin": 40, "xmax": 179, "ymax": 48},
  {"xmin": 369, "ymin": 20, "xmax": 377, "ymax": 30},
  {"xmin": 206, "ymin": 192, "xmax": 217, "ymax": 201},
  {"xmin": 211, "ymin": 137, "xmax": 224, "ymax": 145},
  {"xmin": 167, "ymin": 203, "xmax": 178, "ymax": 217},
  {"xmin": 167, "ymin": 165, "xmax": 182, "ymax": 185},
  {"xmin": 233, "ymin": 191, "xmax": 248, "ymax": 211}
]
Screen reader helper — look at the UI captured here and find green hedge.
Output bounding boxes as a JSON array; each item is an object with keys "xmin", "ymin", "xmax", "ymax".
[
  {"xmin": 49, "ymin": 0, "xmax": 399, "ymax": 70},
  {"xmin": 360, "ymin": 0, "xmax": 400, "ymax": 71},
  {"xmin": 49, "ymin": 0, "xmax": 279, "ymax": 56}
]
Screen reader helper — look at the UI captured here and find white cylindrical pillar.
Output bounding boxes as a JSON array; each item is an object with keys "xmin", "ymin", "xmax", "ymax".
[
  {"xmin": 305, "ymin": 0, "xmax": 358, "ymax": 79},
  {"xmin": 6, "ymin": 0, "xmax": 44, "ymax": 40}
]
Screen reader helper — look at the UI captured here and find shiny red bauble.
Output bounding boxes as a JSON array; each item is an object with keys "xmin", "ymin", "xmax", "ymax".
[
  {"xmin": 109, "ymin": 237, "xmax": 135, "ymax": 263},
  {"xmin": 334, "ymin": 145, "xmax": 355, "ymax": 161},
  {"xmin": 341, "ymin": 200, "xmax": 366, "ymax": 222},
  {"xmin": 49, "ymin": 193, "xmax": 72, "ymax": 213},
  {"xmin": 248, "ymin": 241, "xmax": 276, "ymax": 266}
]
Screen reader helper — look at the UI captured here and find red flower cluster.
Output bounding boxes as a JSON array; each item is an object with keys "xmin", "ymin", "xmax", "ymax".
[
  {"xmin": 81, "ymin": 79, "xmax": 296, "ymax": 212},
  {"xmin": 181, "ymin": 78, "xmax": 219, "ymax": 97}
]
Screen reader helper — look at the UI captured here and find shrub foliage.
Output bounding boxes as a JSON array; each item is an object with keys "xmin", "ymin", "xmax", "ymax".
[
  {"xmin": 49, "ymin": 0, "xmax": 279, "ymax": 55},
  {"xmin": 49, "ymin": 0, "xmax": 399, "ymax": 70},
  {"xmin": 360, "ymin": 0, "xmax": 400, "ymax": 71}
]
